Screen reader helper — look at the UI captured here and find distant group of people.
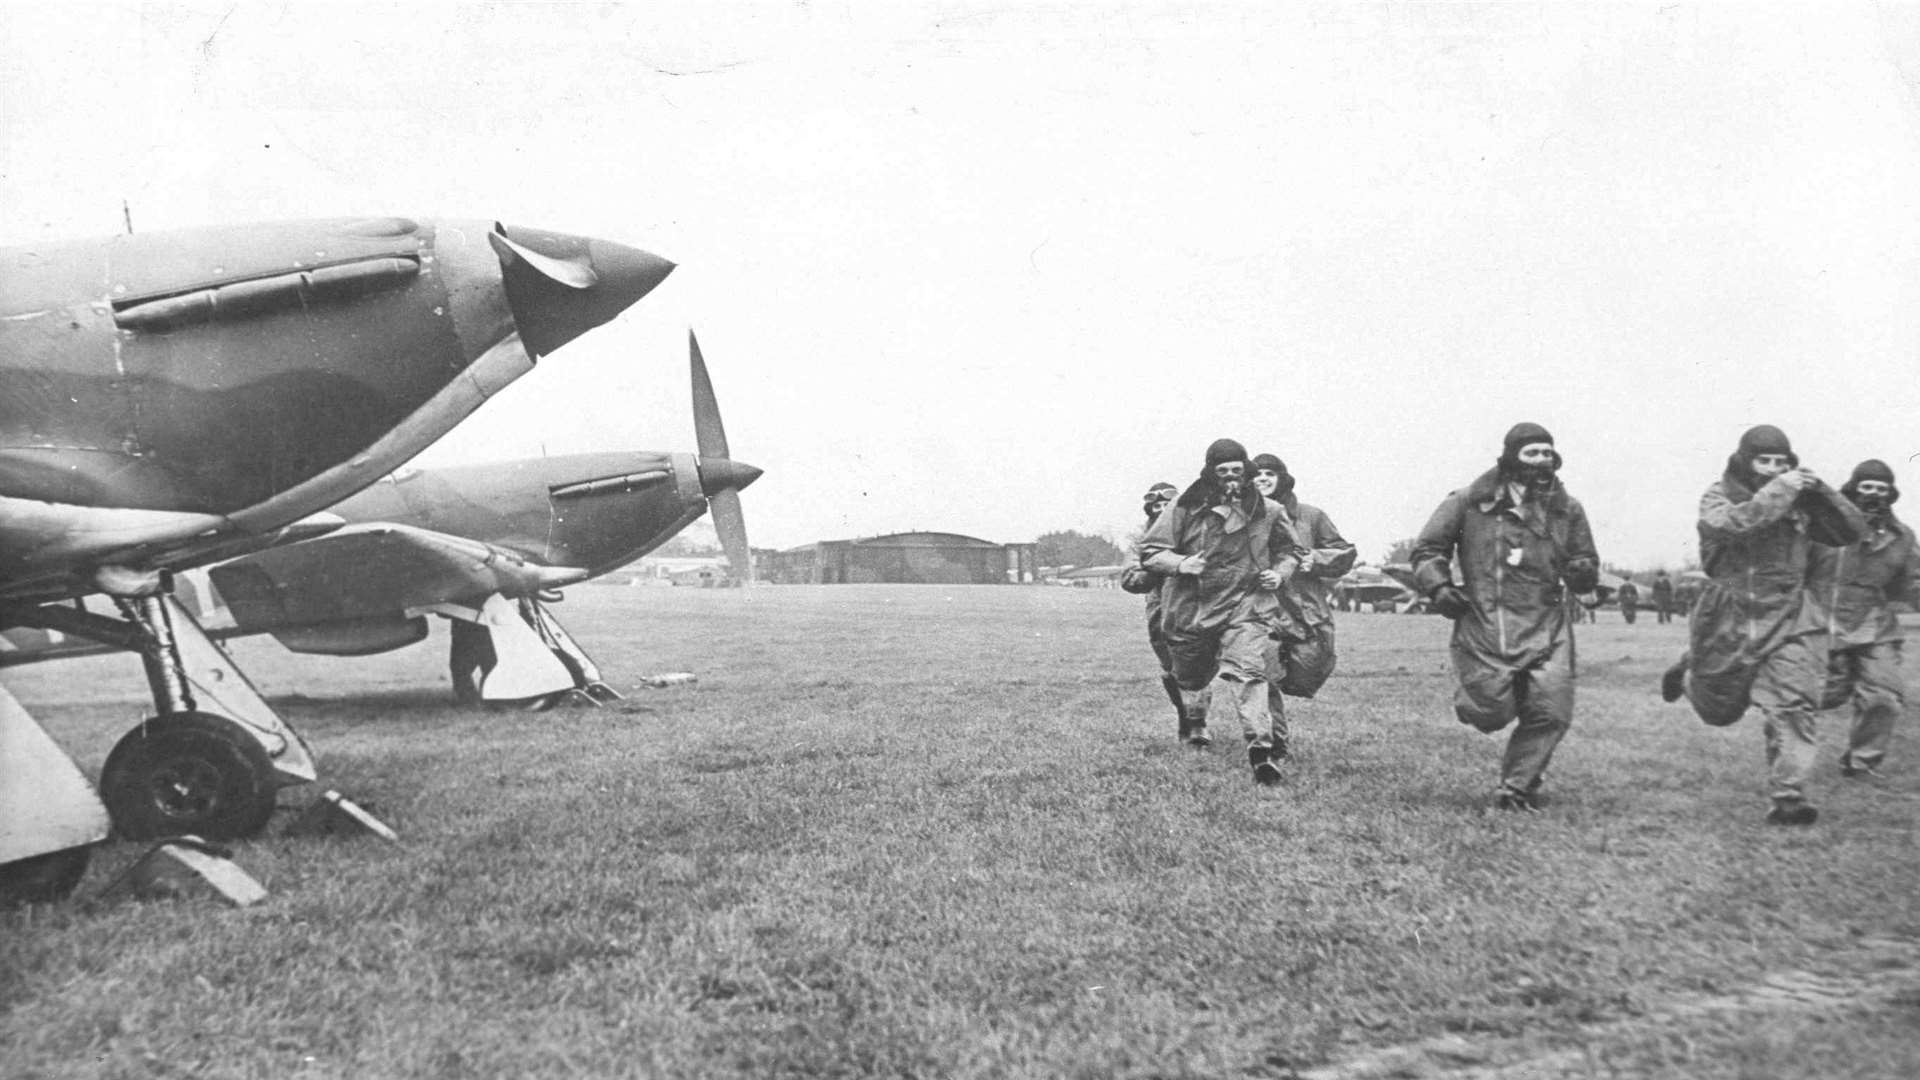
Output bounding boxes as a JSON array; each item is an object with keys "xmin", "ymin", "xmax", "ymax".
[
  {"xmin": 1611, "ymin": 571, "xmax": 1679, "ymax": 624},
  {"xmin": 1125, "ymin": 424, "xmax": 1917, "ymax": 825},
  {"xmin": 1591, "ymin": 567, "xmax": 1675, "ymax": 625}
]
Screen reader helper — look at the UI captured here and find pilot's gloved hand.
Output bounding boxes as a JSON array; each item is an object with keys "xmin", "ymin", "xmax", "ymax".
[
  {"xmin": 1429, "ymin": 584, "xmax": 1471, "ymax": 620},
  {"xmin": 1769, "ymin": 467, "xmax": 1817, "ymax": 495},
  {"xmin": 1176, "ymin": 554, "xmax": 1207, "ymax": 576},
  {"xmin": 1565, "ymin": 557, "xmax": 1599, "ymax": 594},
  {"xmin": 1119, "ymin": 567, "xmax": 1158, "ymax": 595}
]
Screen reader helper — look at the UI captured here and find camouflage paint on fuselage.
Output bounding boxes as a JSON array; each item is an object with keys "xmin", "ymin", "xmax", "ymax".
[
  {"xmin": 0, "ymin": 217, "xmax": 673, "ymax": 596},
  {"xmin": 330, "ymin": 451, "xmax": 715, "ymax": 579}
]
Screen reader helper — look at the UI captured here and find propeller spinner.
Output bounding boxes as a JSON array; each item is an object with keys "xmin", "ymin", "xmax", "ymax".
[{"xmin": 689, "ymin": 331, "xmax": 759, "ymax": 582}]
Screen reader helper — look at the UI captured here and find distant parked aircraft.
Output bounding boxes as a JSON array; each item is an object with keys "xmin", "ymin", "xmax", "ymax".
[{"xmin": 1335, "ymin": 564, "xmax": 1419, "ymax": 612}]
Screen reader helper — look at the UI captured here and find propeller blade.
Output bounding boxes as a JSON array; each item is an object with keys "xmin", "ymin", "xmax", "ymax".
[
  {"xmin": 690, "ymin": 330, "xmax": 730, "ymax": 460},
  {"xmin": 688, "ymin": 330, "xmax": 754, "ymax": 583},
  {"xmin": 710, "ymin": 488, "xmax": 752, "ymax": 583}
]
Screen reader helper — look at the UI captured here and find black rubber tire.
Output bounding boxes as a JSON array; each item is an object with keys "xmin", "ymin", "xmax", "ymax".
[
  {"xmin": 0, "ymin": 845, "xmax": 92, "ymax": 907},
  {"xmin": 99, "ymin": 712, "xmax": 279, "ymax": 841}
]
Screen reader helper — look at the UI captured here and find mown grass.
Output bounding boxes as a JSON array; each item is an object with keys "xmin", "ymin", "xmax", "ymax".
[{"xmin": 3, "ymin": 585, "xmax": 1918, "ymax": 1078}]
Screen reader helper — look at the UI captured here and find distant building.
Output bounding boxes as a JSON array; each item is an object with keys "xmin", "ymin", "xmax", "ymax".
[
  {"xmin": 666, "ymin": 563, "xmax": 729, "ymax": 587},
  {"xmin": 760, "ymin": 531, "xmax": 1039, "ymax": 585},
  {"xmin": 590, "ymin": 556, "xmax": 732, "ymax": 586}
]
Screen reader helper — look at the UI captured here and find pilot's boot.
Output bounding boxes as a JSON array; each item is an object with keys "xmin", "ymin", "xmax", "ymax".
[
  {"xmin": 1249, "ymin": 740, "xmax": 1283, "ymax": 786},
  {"xmin": 1659, "ymin": 653, "xmax": 1689, "ymax": 704}
]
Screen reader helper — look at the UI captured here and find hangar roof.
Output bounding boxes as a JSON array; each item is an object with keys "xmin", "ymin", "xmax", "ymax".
[
  {"xmin": 775, "ymin": 531, "xmax": 1032, "ymax": 554},
  {"xmin": 844, "ymin": 531, "xmax": 1006, "ymax": 549}
]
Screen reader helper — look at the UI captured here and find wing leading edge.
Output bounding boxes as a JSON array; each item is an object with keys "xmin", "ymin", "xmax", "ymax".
[{"xmin": 208, "ymin": 523, "xmax": 589, "ymax": 636}]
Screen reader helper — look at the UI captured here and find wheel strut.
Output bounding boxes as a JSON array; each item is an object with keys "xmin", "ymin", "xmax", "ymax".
[{"xmin": 116, "ymin": 592, "xmax": 196, "ymax": 716}]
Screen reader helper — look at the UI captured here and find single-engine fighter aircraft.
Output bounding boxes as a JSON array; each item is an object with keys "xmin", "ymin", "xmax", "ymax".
[
  {"xmin": 5, "ymin": 334, "xmax": 761, "ymax": 709},
  {"xmin": 0, "ymin": 216, "xmax": 674, "ymax": 903},
  {"xmin": 1334, "ymin": 564, "xmax": 1419, "ymax": 612}
]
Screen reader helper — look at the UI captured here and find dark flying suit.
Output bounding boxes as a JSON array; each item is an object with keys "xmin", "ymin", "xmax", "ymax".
[
  {"xmin": 1412, "ymin": 448, "xmax": 1598, "ymax": 801},
  {"xmin": 1617, "ymin": 581, "xmax": 1639, "ymax": 624},
  {"xmin": 1682, "ymin": 428, "xmax": 1864, "ymax": 811},
  {"xmin": 1121, "ymin": 483, "xmax": 1202, "ymax": 738},
  {"xmin": 1807, "ymin": 461, "xmax": 1919, "ymax": 776},
  {"xmin": 1249, "ymin": 454, "xmax": 1358, "ymax": 753},
  {"xmin": 1271, "ymin": 493, "xmax": 1356, "ymax": 701}
]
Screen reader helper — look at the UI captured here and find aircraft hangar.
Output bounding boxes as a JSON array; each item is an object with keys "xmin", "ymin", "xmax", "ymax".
[{"xmin": 760, "ymin": 532, "xmax": 1039, "ymax": 585}]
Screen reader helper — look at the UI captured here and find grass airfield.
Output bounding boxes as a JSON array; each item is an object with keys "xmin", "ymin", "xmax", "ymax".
[{"xmin": 3, "ymin": 583, "xmax": 1918, "ymax": 1079}]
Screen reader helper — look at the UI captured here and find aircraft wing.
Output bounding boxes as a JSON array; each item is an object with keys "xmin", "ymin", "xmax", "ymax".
[
  {"xmin": 1341, "ymin": 581, "xmax": 1412, "ymax": 604},
  {"xmin": 1380, "ymin": 563, "xmax": 1420, "ymax": 592},
  {"xmin": 206, "ymin": 523, "xmax": 589, "ymax": 634}
]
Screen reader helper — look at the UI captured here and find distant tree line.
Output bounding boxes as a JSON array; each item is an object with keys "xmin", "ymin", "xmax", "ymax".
[
  {"xmin": 654, "ymin": 528, "xmax": 722, "ymax": 558},
  {"xmin": 1036, "ymin": 529, "xmax": 1125, "ymax": 569}
]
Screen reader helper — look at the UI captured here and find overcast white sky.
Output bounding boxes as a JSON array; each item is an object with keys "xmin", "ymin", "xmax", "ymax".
[{"xmin": 6, "ymin": 1, "xmax": 1920, "ymax": 568}]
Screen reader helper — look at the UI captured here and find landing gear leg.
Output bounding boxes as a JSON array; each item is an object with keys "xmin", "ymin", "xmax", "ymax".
[
  {"xmin": 440, "ymin": 595, "xmax": 620, "ymax": 708},
  {"xmin": 16, "ymin": 587, "xmax": 316, "ymax": 841},
  {"xmin": 521, "ymin": 598, "xmax": 622, "ymax": 705}
]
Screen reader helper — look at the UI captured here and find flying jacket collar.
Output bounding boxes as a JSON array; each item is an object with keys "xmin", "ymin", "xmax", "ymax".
[
  {"xmin": 1862, "ymin": 510, "xmax": 1908, "ymax": 552},
  {"xmin": 1175, "ymin": 475, "xmax": 1266, "ymax": 522},
  {"xmin": 1466, "ymin": 467, "xmax": 1570, "ymax": 519}
]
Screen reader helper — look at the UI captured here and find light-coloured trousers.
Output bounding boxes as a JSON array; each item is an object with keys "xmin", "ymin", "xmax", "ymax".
[{"xmin": 1168, "ymin": 622, "xmax": 1274, "ymax": 746}]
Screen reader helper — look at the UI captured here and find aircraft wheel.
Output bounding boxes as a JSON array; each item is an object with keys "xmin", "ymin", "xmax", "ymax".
[
  {"xmin": 99, "ymin": 712, "xmax": 278, "ymax": 841},
  {"xmin": 0, "ymin": 846, "xmax": 92, "ymax": 907}
]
